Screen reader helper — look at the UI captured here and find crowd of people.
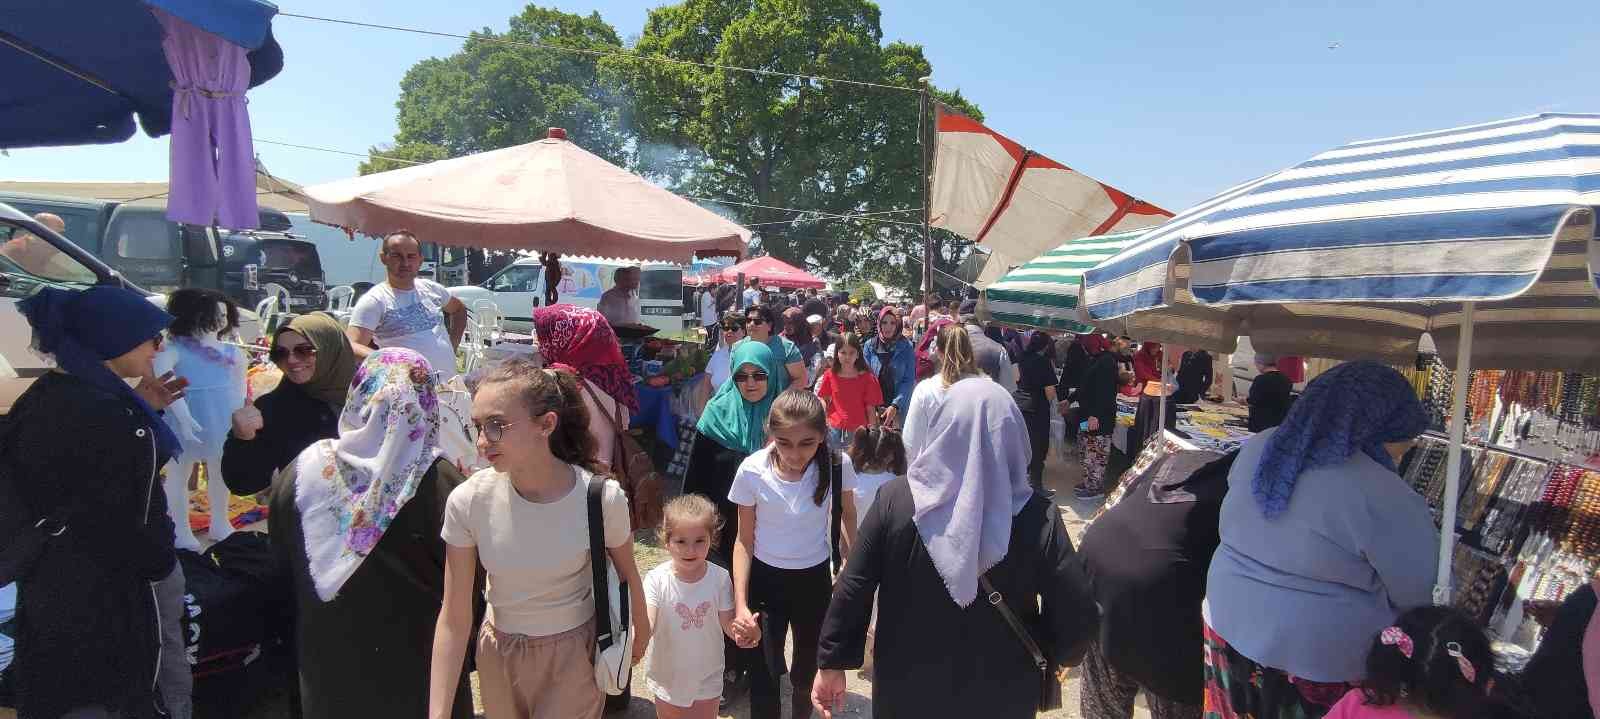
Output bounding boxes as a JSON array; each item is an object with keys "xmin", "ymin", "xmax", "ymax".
[{"xmin": 7, "ymin": 254, "xmax": 1600, "ymax": 719}]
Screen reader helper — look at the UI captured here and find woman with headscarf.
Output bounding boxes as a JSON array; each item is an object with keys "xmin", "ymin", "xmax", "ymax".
[
  {"xmin": 1201, "ymin": 362, "xmax": 1437, "ymax": 719},
  {"xmin": 6, "ymin": 286, "xmax": 191, "ymax": 719},
  {"xmin": 531, "ymin": 304, "xmax": 638, "ymax": 470},
  {"xmin": 1133, "ymin": 341, "xmax": 1163, "ymax": 387},
  {"xmin": 862, "ymin": 307, "xmax": 915, "ymax": 428},
  {"xmin": 682, "ymin": 341, "xmax": 784, "ymax": 702},
  {"xmin": 1054, "ymin": 333, "xmax": 1093, "ymax": 447},
  {"xmin": 812, "ymin": 379, "xmax": 1098, "ymax": 719},
  {"xmin": 223, "ymin": 313, "xmax": 357, "ymax": 495},
  {"xmin": 1074, "ymin": 334, "xmax": 1120, "ymax": 500},
  {"xmin": 901, "ymin": 324, "xmax": 980, "ymax": 462},
  {"xmin": 1016, "ymin": 331, "xmax": 1060, "ymax": 494},
  {"xmin": 269, "ymin": 348, "xmax": 475, "ymax": 719}
]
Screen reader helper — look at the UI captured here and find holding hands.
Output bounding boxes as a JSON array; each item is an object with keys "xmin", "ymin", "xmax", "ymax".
[{"xmin": 729, "ymin": 607, "xmax": 762, "ymax": 649}]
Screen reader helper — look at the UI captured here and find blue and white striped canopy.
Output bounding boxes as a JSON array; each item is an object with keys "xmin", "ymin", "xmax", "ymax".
[{"xmin": 1083, "ymin": 113, "xmax": 1600, "ymax": 371}]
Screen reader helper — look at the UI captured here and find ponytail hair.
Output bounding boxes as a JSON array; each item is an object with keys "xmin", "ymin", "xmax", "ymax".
[
  {"xmin": 476, "ymin": 357, "xmax": 603, "ymax": 474},
  {"xmin": 766, "ymin": 389, "xmax": 835, "ymax": 506},
  {"xmin": 936, "ymin": 323, "xmax": 979, "ymax": 387}
]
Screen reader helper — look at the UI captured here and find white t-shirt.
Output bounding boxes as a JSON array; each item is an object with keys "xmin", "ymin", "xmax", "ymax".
[
  {"xmin": 852, "ymin": 471, "xmax": 896, "ymax": 529},
  {"xmin": 707, "ymin": 343, "xmax": 733, "ymax": 390},
  {"xmin": 699, "ymin": 291, "xmax": 719, "ymax": 327},
  {"xmin": 902, "ymin": 375, "xmax": 956, "ymax": 462},
  {"xmin": 742, "ymin": 288, "xmax": 761, "ymax": 308},
  {"xmin": 440, "ymin": 466, "xmax": 631, "ymax": 637},
  {"xmin": 597, "ymin": 287, "xmax": 640, "ymax": 327},
  {"xmin": 727, "ymin": 447, "xmax": 857, "ymax": 569},
  {"xmin": 349, "ymin": 279, "xmax": 459, "ymax": 379},
  {"xmin": 644, "ymin": 563, "xmax": 734, "ymax": 706}
]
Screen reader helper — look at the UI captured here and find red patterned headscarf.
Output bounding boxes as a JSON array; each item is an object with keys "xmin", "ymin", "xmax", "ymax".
[{"xmin": 533, "ymin": 304, "xmax": 639, "ymax": 412}]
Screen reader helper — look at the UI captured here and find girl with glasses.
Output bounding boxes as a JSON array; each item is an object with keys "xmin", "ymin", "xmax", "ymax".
[
  {"xmin": 431, "ymin": 359, "xmax": 651, "ymax": 719},
  {"xmin": 682, "ymin": 341, "xmax": 784, "ymax": 706},
  {"xmin": 222, "ymin": 313, "xmax": 356, "ymax": 496}
]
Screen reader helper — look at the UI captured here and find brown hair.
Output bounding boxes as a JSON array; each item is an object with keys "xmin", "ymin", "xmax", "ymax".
[
  {"xmin": 660, "ymin": 494, "xmax": 725, "ymax": 549},
  {"xmin": 830, "ymin": 332, "xmax": 870, "ymax": 375},
  {"xmin": 475, "ymin": 358, "xmax": 602, "ymax": 474},
  {"xmin": 849, "ymin": 425, "xmax": 907, "ymax": 476},
  {"xmin": 765, "ymin": 389, "xmax": 834, "ymax": 506},
  {"xmin": 380, "ymin": 229, "xmax": 420, "ymax": 255},
  {"xmin": 936, "ymin": 323, "xmax": 979, "ymax": 388}
]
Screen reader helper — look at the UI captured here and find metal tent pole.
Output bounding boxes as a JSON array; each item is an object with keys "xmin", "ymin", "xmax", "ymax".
[
  {"xmin": 918, "ymin": 78, "xmax": 934, "ymax": 306},
  {"xmin": 1158, "ymin": 345, "xmax": 1169, "ymax": 438},
  {"xmin": 1435, "ymin": 301, "xmax": 1475, "ymax": 605}
]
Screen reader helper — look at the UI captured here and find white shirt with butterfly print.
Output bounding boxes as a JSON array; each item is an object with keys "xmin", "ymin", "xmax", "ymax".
[{"xmin": 643, "ymin": 561, "xmax": 735, "ymax": 707}]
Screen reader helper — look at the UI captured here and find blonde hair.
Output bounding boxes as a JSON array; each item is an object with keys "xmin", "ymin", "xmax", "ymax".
[
  {"xmin": 936, "ymin": 324, "xmax": 979, "ymax": 387},
  {"xmin": 660, "ymin": 494, "xmax": 724, "ymax": 549}
]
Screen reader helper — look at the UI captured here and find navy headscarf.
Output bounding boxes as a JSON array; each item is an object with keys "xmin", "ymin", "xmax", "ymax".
[
  {"xmin": 1252, "ymin": 360, "xmax": 1427, "ymax": 519},
  {"xmin": 19, "ymin": 286, "xmax": 179, "ymax": 458}
]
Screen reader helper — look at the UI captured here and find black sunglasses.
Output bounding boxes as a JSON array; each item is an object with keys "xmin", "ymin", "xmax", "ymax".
[
  {"xmin": 269, "ymin": 344, "xmax": 318, "ymax": 363},
  {"xmin": 746, "ymin": 316, "xmax": 767, "ymax": 325},
  {"xmin": 734, "ymin": 371, "xmax": 769, "ymax": 384}
]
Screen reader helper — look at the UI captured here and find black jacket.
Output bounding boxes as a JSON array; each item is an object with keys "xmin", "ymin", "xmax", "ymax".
[
  {"xmin": 1076, "ymin": 352, "xmax": 1121, "ymax": 436},
  {"xmin": 8, "ymin": 372, "xmax": 175, "ymax": 719},
  {"xmin": 1056, "ymin": 342, "xmax": 1091, "ymax": 399},
  {"xmin": 222, "ymin": 381, "xmax": 339, "ymax": 495},
  {"xmin": 819, "ymin": 478, "xmax": 1098, "ymax": 719},
  {"xmin": 1173, "ymin": 351, "xmax": 1213, "ymax": 404}
]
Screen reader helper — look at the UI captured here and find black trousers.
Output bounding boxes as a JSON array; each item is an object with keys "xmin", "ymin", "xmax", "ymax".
[
  {"xmin": 748, "ymin": 558, "xmax": 831, "ymax": 719},
  {"xmin": 1024, "ymin": 408, "xmax": 1051, "ymax": 490}
]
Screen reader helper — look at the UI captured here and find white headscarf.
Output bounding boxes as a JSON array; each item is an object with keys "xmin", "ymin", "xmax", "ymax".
[
  {"xmin": 295, "ymin": 348, "xmax": 444, "ymax": 601},
  {"xmin": 907, "ymin": 377, "xmax": 1035, "ymax": 607}
]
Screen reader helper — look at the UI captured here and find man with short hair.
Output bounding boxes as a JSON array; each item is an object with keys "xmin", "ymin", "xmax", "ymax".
[
  {"xmin": 957, "ymin": 299, "xmax": 1018, "ymax": 391},
  {"xmin": 699, "ymin": 281, "xmax": 722, "ymax": 349},
  {"xmin": 742, "ymin": 277, "xmax": 762, "ymax": 309},
  {"xmin": 0, "ymin": 212, "xmax": 94, "ymax": 282},
  {"xmin": 346, "ymin": 231, "xmax": 468, "ymax": 379},
  {"xmin": 597, "ymin": 266, "xmax": 642, "ymax": 327}
]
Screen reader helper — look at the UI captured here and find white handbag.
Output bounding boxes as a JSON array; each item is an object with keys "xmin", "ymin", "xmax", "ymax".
[{"xmin": 586, "ymin": 476, "xmax": 631, "ymax": 696}]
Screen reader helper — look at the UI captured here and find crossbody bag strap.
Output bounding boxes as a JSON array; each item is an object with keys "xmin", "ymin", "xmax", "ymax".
[
  {"xmin": 826, "ymin": 449, "xmax": 843, "ymax": 570},
  {"xmin": 978, "ymin": 575, "xmax": 1048, "ymax": 674},
  {"xmin": 577, "ymin": 380, "xmax": 626, "ymax": 434},
  {"xmin": 587, "ymin": 475, "xmax": 617, "ymax": 650}
]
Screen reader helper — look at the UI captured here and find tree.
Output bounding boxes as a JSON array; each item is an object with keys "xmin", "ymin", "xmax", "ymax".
[
  {"xmin": 365, "ymin": 5, "xmax": 634, "ymax": 281},
  {"xmin": 603, "ymin": 0, "xmax": 980, "ymax": 293}
]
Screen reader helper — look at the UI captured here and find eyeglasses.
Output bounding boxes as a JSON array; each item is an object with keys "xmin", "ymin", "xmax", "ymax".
[
  {"xmin": 269, "ymin": 344, "xmax": 317, "ymax": 364},
  {"xmin": 746, "ymin": 317, "xmax": 767, "ymax": 326},
  {"xmin": 733, "ymin": 371, "xmax": 769, "ymax": 384},
  {"xmin": 721, "ymin": 324, "xmax": 746, "ymax": 333},
  {"xmin": 472, "ymin": 418, "xmax": 518, "ymax": 443}
]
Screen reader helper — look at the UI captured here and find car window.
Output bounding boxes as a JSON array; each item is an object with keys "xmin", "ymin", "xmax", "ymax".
[
  {"xmin": 1, "ymin": 202, "xmax": 103, "ymax": 254},
  {"xmin": 639, "ymin": 268, "xmax": 683, "ymax": 301},
  {"xmin": 110, "ymin": 213, "xmax": 178, "ymax": 260},
  {"xmin": 490, "ymin": 266, "xmax": 539, "ymax": 293},
  {"xmin": 0, "ymin": 220, "xmax": 101, "ymax": 288}
]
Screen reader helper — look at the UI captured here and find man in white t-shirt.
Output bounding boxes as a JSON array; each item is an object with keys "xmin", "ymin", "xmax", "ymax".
[
  {"xmin": 741, "ymin": 277, "xmax": 762, "ymax": 309},
  {"xmin": 699, "ymin": 283, "xmax": 721, "ymax": 349},
  {"xmin": 346, "ymin": 231, "xmax": 468, "ymax": 379},
  {"xmin": 597, "ymin": 266, "xmax": 642, "ymax": 327}
]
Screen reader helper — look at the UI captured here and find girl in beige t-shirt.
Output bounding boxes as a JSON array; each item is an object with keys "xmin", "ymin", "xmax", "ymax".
[{"xmin": 428, "ymin": 361, "xmax": 651, "ymax": 719}]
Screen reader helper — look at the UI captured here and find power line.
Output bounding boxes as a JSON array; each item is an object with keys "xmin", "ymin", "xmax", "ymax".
[{"xmin": 277, "ymin": 12, "xmax": 922, "ymax": 95}]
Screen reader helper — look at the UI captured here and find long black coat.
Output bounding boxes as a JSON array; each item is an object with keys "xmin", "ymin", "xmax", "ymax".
[
  {"xmin": 9, "ymin": 372, "xmax": 176, "ymax": 719},
  {"xmin": 222, "ymin": 380, "xmax": 339, "ymax": 495},
  {"xmin": 818, "ymin": 478, "xmax": 1099, "ymax": 719}
]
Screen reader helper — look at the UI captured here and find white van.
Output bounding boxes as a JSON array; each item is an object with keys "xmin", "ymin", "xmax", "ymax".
[{"xmin": 450, "ymin": 256, "xmax": 685, "ymax": 336}]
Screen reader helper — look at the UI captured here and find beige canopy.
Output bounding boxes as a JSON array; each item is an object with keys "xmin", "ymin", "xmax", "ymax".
[{"xmin": 302, "ymin": 129, "xmax": 748, "ymax": 264}]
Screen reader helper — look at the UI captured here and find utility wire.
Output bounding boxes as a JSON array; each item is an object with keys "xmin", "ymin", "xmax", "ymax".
[{"xmin": 277, "ymin": 12, "xmax": 922, "ymax": 94}]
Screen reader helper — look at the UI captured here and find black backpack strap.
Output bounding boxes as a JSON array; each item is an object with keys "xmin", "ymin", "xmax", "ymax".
[
  {"xmin": 827, "ymin": 449, "xmax": 844, "ymax": 571},
  {"xmin": 587, "ymin": 475, "xmax": 617, "ymax": 651}
]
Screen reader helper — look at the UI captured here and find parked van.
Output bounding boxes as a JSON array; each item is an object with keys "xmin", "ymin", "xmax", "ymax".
[
  {"xmin": 450, "ymin": 256, "xmax": 685, "ymax": 336},
  {"xmin": 0, "ymin": 191, "xmax": 326, "ymax": 310}
]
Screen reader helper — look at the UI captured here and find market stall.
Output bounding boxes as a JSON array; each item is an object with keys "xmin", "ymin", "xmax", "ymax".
[
  {"xmin": 687, "ymin": 255, "xmax": 826, "ymax": 289},
  {"xmin": 1082, "ymin": 112, "xmax": 1600, "ymax": 609}
]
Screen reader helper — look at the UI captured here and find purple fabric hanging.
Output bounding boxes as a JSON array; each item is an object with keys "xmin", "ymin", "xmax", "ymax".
[{"xmin": 153, "ymin": 7, "xmax": 259, "ymax": 230}]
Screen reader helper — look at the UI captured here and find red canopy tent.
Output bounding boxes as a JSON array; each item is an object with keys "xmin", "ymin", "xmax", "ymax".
[{"xmin": 691, "ymin": 256, "xmax": 825, "ymax": 289}]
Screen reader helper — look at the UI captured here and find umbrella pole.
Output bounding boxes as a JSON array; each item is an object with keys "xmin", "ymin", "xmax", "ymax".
[
  {"xmin": 1434, "ymin": 301, "xmax": 1476, "ymax": 605},
  {"xmin": 1157, "ymin": 345, "xmax": 1168, "ymax": 438}
]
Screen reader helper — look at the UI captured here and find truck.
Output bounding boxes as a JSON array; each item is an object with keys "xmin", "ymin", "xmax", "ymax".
[
  {"xmin": 0, "ymin": 191, "xmax": 327, "ymax": 311},
  {"xmin": 449, "ymin": 256, "xmax": 686, "ymax": 336}
]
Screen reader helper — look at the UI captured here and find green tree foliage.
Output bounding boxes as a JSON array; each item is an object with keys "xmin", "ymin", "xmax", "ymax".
[{"xmin": 603, "ymin": 0, "xmax": 981, "ymax": 293}]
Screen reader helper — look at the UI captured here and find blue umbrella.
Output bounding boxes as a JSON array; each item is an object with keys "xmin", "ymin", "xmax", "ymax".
[{"xmin": 0, "ymin": 0, "xmax": 283, "ymax": 148}]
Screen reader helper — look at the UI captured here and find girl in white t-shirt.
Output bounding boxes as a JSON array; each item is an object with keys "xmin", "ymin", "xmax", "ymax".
[
  {"xmin": 729, "ymin": 390, "xmax": 858, "ymax": 719},
  {"xmin": 428, "ymin": 360, "xmax": 651, "ymax": 719},
  {"xmin": 645, "ymin": 495, "xmax": 760, "ymax": 719}
]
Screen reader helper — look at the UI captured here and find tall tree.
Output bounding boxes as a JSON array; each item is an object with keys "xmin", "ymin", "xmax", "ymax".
[{"xmin": 604, "ymin": 0, "xmax": 980, "ymax": 292}]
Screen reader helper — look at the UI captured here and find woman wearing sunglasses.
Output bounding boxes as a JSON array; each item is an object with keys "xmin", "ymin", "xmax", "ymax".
[
  {"xmin": 682, "ymin": 341, "xmax": 784, "ymax": 704},
  {"xmin": 222, "ymin": 313, "xmax": 356, "ymax": 496}
]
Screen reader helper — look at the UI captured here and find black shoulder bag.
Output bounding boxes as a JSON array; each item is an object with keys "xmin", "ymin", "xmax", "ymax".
[
  {"xmin": 821, "ymin": 447, "xmax": 844, "ymax": 573},
  {"xmin": 979, "ymin": 574, "xmax": 1063, "ymax": 711}
]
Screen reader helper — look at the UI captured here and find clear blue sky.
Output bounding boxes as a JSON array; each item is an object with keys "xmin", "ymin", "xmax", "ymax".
[{"xmin": 4, "ymin": 0, "xmax": 1596, "ymax": 212}]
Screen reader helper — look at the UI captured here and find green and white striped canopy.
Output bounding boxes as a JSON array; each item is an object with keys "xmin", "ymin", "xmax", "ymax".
[{"xmin": 984, "ymin": 230, "xmax": 1144, "ymax": 332}]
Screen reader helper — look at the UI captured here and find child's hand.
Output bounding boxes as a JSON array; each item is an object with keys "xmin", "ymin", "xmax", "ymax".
[
  {"xmin": 733, "ymin": 620, "xmax": 762, "ymax": 648},
  {"xmin": 731, "ymin": 609, "xmax": 760, "ymax": 644}
]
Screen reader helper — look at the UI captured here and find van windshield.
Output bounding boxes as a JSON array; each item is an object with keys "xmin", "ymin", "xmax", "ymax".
[
  {"xmin": 260, "ymin": 239, "xmax": 322, "ymax": 277},
  {"xmin": 639, "ymin": 267, "xmax": 682, "ymax": 301}
]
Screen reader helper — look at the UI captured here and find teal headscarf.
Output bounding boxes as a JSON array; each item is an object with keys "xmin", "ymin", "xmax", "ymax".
[{"xmin": 697, "ymin": 341, "xmax": 782, "ymax": 454}]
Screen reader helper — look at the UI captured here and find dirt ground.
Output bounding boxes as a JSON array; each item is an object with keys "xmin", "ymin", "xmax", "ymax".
[{"xmin": 0, "ymin": 449, "xmax": 1150, "ymax": 719}]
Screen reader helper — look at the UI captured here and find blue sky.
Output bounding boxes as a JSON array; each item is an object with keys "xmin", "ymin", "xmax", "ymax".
[{"xmin": 4, "ymin": 0, "xmax": 1596, "ymax": 212}]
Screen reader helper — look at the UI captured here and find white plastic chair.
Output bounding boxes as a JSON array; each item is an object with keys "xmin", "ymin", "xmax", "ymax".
[
  {"xmin": 326, "ymin": 285, "xmax": 356, "ymax": 313},
  {"xmin": 461, "ymin": 300, "xmax": 506, "ymax": 374},
  {"xmin": 253, "ymin": 283, "xmax": 291, "ymax": 333}
]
